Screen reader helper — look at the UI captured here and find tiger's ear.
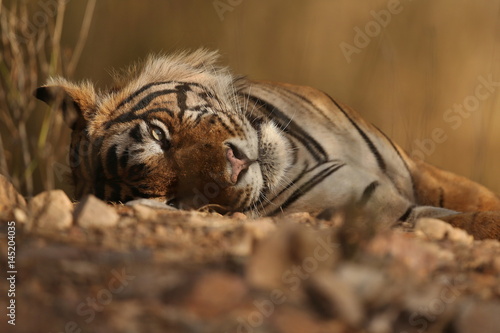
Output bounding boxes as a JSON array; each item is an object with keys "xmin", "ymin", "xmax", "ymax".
[{"xmin": 34, "ymin": 79, "xmax": 97, "ymax": 129}]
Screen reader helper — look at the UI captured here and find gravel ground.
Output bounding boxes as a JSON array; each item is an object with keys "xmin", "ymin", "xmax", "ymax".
[{"xmin": 1, "ymin": 175, "xmax": 500, "ymax": 333}]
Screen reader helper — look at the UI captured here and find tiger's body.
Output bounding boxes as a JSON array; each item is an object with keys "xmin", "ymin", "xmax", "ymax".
[{"xmin": 35, "ymin": 49, "xmax": 500, "ymax": 239}]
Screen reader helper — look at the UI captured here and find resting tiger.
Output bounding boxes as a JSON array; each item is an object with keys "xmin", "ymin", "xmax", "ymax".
[{"xmin": 34, "ymin": 49, "xmax": 500, "ymax": 239}]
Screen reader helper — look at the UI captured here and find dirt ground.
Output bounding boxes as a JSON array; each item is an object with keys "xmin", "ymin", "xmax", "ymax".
[{"xmin": 1, "ymin": 175, "xmax": 500, "ymax": 333}]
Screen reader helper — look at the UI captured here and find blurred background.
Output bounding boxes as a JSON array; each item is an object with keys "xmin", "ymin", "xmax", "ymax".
[{"xmin": 1, "ymin": 0, "xmax": 500, "ymax": 198}]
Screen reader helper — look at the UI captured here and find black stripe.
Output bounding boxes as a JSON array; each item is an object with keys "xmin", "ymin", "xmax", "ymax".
[
  {"xmin": 107, "ymin": 182, "xmax": 122, "ymax": 202},
  {"xmin": 247, "ymin": 162, "xmax": 310, "ymax": 213},
  {"xmin": 213, "ymin": 116, "xmax": 237, "ymax": 137},
  {"xmin": 359, "ymin": 181, "xmax": 379, "ymax": 206},
  {"xmin": 115, "ymin": 81, "xmax": 209, "ymax": 109},
  {"xmin": 277, "ymin": 87, "xmax": 337, "ymax": 129},
  {"xmin": 269, "ymin": 163, "xmax": 346, "ymax": 215},
  {"xmin": 131, "ymin": 148, "xmax": 145, "ymax": 154},
  {"xmin": 128, "ymin": 163, "xmax": 147, "ymax": 181},
  {"xmin": 288, "ymin": 139, "xmax": 299, "ymax": 166},
  {"xmin": 129, "ymin": 124, "xmax": 143, "ymax": 143},
  {"xmin": 175, "ymin": 82, "xmax": 191, "ymax": 120},
  {"xmin": 116, "ymin": 82, "xmax": 169, "ymax": 109},
  {"xmin": 88, "ymin": 136, "xmax": 104, "ymax": 193},
  {"xmin": 238, "ymin": 191, "xmax": 252, "ymax": 212},
  {"xmin": 123, "ymin": 195, "xmax": 134, "ymax": 202},
  {"xmin": 119, "ymin": 147, "xmax": 129, "ymax": 169},
  {"xmin": 221, "ymin": 112, "xmax": 245, "ymax": 137},
  {"xmin": 106, "ymin": 107, "xmax": 174, "ymax": 129},
  {"xmin": 81, "ymin": 137, "xmax": 95, "ymax": 179},
  {"xmin": 106, "ymin": 144, "xmax": 119, "ymax": 177},
  {"xmin": 438, "ymin": 187, "xmax": 444, "ymax": 207},
  {"xmin": 69, "ymin": 143, "xmax": 80, "ymax": 168},
  {"xmin": 398, "ymin": 205, "xmax": 415, "ymax": 222},
  {"xmin": 94, "ymin": 159, "xmax": 105, "ymax": 199},
  {"xmin": 243, "ymin": 94, "xmax": 328, "ymax": 163},
  {"xmin": 328, "ymin": 96, "xmax": 386, "ymax": 172},
  {"xmin": 376, "ymin": 127, "xmax": 416, "ymax": 199},
  {"xmin": 130, "ymin": 186, "xmax": 157, "ymax": 199},
  {"xmin": 193, "ymin": 109, "xmax": 209, "ymax": 126},
  {"xmin": 130, "ymin": 89, "xmax": 177, "ymax": 113}
]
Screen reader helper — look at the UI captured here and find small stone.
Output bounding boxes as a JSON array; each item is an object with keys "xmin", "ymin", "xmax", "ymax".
[
  {"xmin": 74, "ymin": 195, "xmax": 119, "ymax": 229},
  {"xmin": 0, "ymin": 174, "xmax": 27, "ymax": 221},
  {"xmin": 132, "ymin": 204, "xmax": 159, "ymax": 221},
  {"xmin": 29, "ymin": 190, "xmax": 73, "ymax": 230},
  {"xmin": 415, "ymin": 218, "xmax": 450, "ymax": 239},
  {"xmin": 13, "ymin": 208, "xmax": 28, "ymax": 223},
  {"xmin": 447, "ymin": 227, "xmax": 474, "ymax": 245},
  {"xmin": 415, "ymin": 218, "xmax": 473, "ymax": 245},
  {"xmin": 229, "ymin": 212, "xmax": 247, "ymax": 220},
  {"xmin": 126, "ymin": 198, "xmax": 174, "ymax": 209}
]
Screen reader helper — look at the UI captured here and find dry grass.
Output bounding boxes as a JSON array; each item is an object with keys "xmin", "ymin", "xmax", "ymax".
[{"xmin": 0, "ymin": 0, "xmax": 95, "ymax": 197}]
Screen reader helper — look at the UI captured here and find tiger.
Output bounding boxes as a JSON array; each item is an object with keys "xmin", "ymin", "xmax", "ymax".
[{"xmin": 34, "ymin": 49, "xmax": 500, "ymax": 239}]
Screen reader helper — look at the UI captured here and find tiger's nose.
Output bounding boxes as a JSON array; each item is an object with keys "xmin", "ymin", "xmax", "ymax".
[{"xmin": 226, "ymin": 145, "xmax": 251, "ymax": 184}]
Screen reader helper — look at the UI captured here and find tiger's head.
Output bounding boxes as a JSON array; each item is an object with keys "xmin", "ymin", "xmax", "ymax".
[{"xmin": 35, "ymin": 49, "xmax": 290, "ymax": 213}]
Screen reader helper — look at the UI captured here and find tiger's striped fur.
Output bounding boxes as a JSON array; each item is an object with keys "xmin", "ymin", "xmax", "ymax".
[{"xmin": 35, "ymin": 49, "xmax": 500, "ymax": 239}]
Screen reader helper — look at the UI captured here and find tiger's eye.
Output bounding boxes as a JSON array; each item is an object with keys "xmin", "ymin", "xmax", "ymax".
[{"xmin": 151, "ymin": 127, "xmax": 164, "ymax": 141}]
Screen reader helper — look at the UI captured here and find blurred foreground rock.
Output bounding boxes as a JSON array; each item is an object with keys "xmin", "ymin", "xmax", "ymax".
[
  {"xmin": 29, "ymin": 190, "xmax": 73, "ymax": 230},
  {"xmin": 0, "ymin": 181, "xmax": 500, "ymax": 333}
]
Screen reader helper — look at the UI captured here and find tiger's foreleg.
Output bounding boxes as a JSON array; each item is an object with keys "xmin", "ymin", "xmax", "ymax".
[
  {"xmin": 410, "ymin": 159, "xmax": 500, "ymax": 240},
  {"xmin": 411, "ymin": 159, "xmax": 500, "ymax": 212}
]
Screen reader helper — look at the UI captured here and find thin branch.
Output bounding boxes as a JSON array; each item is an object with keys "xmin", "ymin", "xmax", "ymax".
[
  {"xmin": 67, "ymin": 0, "xmax": 96, "ymax": 76},
  {"xmin": 0, "ymin": 129, "xmax": 9, "ymax": 178},
  {"xmin": 49, "ymin": 0, "xmax": 66, "ymax": 76}
]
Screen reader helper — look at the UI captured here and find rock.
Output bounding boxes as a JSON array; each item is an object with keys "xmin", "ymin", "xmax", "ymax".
[
  {"xmin": 132, "ymin": 204, "xmax": 160, "ymax": 222},
  {"xmin": 367, "ymin": 231, "xmax": 454, "ymax": 279},
  {"xmin": 244, "ymin": 218, "xmax": 277, "ymax": 240},
  {"xmin": 415, "ymin": 218, "xmax": 473, "ymax": 245},
  {"xmin": 272, "ymin": 305, "xmax": 348, "ymax": 333},
  {"xmin": 29, "ymin": 190, "xmax": 73, "ymax": 230},
  {"xmin": 229, "ymin": 211, "xmax": 247, "ymax": 221},
  {"xmin": 307, "ymin": 272, "xmax": 365, "ymax": 327},
  {"xmin": 183, "ymin": 271, "xmax": 248, "ymax": 318},
  {"xmin": 126, "ymin": 198, "xmax": 174, "ymax": 209},
  {"xmin": 336, "ymin": 264, "xmax": 388, "ymax": 304},
  {"xmin": 74, "ymin": 195, "xmax": 120, "ymax": 229},
  {"xmin": 0, "ymin": 174, "xmax": 27, "ymax": 221},
  {"xmin": 246, "ymin": 226, "xmax": 300, "ymax": 290},
  {"xmin": 247, "ymin": 226, "xmax": 338, "ymax": 290}
]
